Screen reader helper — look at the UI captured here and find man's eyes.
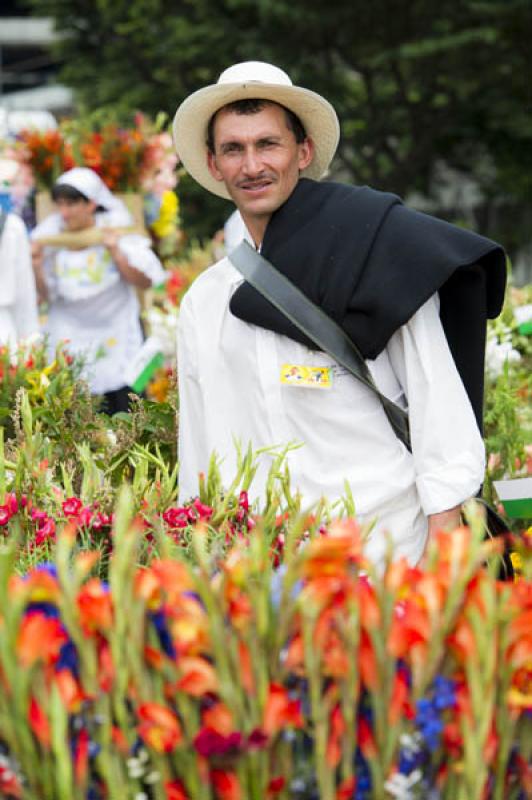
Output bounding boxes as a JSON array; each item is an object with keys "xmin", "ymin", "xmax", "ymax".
[{"xmin": 220, "ymin": 140, "xmax": 280, "ymax": 155}]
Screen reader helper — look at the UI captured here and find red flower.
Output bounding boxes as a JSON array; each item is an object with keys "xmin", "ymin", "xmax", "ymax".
[
  {"xmin": 165, "ymin": 780, "xmax": 189, "ymax": 800},
  {"xmin": 29, "ymin": 696, "xmax": 50, "ymax": 747},
  {"xmin": 62, "ymin": 497, "xmax": 82, "ymax": 517},
  {"xmin": 193, "ymin": 728, "xmax": 242, "ymax": 757},
  {"xmin": 211, "ymin": 769, "xmax": 242, "ymax": 800},
  {"xmin": 74, "ymin": 728, "xmax": 90, "ymax": 784},
  {"xmin": 267, "ymin": 777, "xmax": 286, "ymax": 796}
]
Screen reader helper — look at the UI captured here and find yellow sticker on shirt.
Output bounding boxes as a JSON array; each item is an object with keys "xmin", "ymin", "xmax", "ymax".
[{"xmin": 280, "ymin": 364, "xmax": 332, "ymax": 389}]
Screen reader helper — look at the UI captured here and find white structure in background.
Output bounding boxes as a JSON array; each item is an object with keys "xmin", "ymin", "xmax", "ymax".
[{"xmin": 0, "ymin": 16, "xmax": 73, "ymax": 130}]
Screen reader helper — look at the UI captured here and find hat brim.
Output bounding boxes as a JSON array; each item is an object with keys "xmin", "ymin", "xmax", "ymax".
[{"xmin": 172, "ymin": 82, "xmax": 340, "ymax": 199}]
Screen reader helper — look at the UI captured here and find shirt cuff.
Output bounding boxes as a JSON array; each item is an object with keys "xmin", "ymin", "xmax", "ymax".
[{"xmin": 416, "ymin": 457, "xmax": 485, "ymax": 516}]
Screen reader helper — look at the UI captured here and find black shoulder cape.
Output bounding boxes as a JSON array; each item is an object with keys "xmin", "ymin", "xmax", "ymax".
[{"xmin": 229, "ymin": 178, "xmax": 507, "ymax": 431}]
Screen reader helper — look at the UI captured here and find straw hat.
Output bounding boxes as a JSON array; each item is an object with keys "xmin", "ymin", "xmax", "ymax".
[{"xmin": 172, "ymin": 61, "xmax": 340, "ymax": 199}]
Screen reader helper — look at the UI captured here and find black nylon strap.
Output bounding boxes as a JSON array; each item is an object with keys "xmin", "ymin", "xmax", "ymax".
[{"xmin": 229, "ymin": 240, "xmax": 411, "ymax": 451}]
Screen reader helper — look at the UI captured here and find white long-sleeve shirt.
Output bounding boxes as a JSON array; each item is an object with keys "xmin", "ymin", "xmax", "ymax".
[
  {"xmin": 177, "ymin": 257, "xmax": 485, "ymax": 566},
  {"xmin": 0, "ymin": 213, "xmax": 40, "ymax": 346}
]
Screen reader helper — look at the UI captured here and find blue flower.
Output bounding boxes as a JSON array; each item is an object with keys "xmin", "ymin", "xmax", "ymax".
[{"xmin": 149, "ymin": 610, "xmax": 176, "ymax": 658}]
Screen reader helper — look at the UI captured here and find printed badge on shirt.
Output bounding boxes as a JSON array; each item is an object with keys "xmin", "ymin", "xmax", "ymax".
[{"xmin": 280, "ymin": 364, "xmax": 332, "ymax": 389}]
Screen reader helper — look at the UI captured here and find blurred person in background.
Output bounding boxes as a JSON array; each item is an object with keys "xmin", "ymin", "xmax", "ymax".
[
  {"xmin": 0, "ymin": 158, "xmax": 40, "ymax": 347},
  {"xmin": 31, "ymin": 167, "xmax": 166, "ymax": 414}
]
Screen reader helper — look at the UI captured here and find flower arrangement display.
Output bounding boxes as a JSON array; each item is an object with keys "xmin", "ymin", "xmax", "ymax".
[
  {"xmin": 0, "ymin": 487, "xmax": 530, "ymax": 800},
  {"xmin": 14, "ymin": 112, "xmax": 177, "ymax": 196}
]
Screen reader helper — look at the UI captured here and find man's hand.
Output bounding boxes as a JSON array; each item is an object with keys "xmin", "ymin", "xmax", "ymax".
[
  {"xmin": 101, "ymin": 228, "xmax": 151, "ymax": 289},
  {"xmin": 420, "ymin": 504, "xmax": 462, "ymax": 563}
]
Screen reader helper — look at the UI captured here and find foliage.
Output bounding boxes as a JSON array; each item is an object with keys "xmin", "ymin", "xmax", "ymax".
[
  {"xmin": 26, "ymin": 0, "xmax": 532, "ymax": 254},
  {"xmin": 483, "ymin": 284, "xmax": 532, "ymax": 528},
  {"xmin": 0, "ymin": 340, "xmax": 86, "ymax": 441},
  {"xmin": 0, "ymin": 487, "xmax": 530, "ymax": 799}
]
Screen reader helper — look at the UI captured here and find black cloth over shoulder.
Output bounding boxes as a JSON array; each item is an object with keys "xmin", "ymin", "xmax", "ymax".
[{"xmin": 229, "ymin": 178, "xmax": 507, "ymax": 431}]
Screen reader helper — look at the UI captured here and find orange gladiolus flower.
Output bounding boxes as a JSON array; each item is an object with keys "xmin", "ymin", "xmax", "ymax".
[
  {"xmin": 17, "ymin": 612, "xmax": 67, "ymax": 666},
  {"xmin": 175, "ymin": 656, "xmax": 219, "ymax": 696},
  {"xmin": 359, "ymin": 630, "xmax": 378, "ymax": 690},
  {"xmin": 11, "ymin": 568, "xmax": 60, "ymax": 604},
  {"xmin": 262, "ymin": 682, "xmax": 304, "ymax": 737},
  {"xmin": 137, "ymin": 702, "xmax": 182, "ymax": 753},
  {"xmin": 55, "ymin": 668, "xmax": 85, "ymax": 712},
  {"xmin": 387, "ymin": 600, "xmax": 430, "ymax": 660},
  {"xmin": 447, "ymin": 618, "xmax": 477, "ymax": 664},
  {"xmin": 326, "ymin": 704, "xmax": 345, "ymax": 768},
  {"xmin": 508, "ymin": 665, "xmax": 532, "ymax": 711},
  {"xmin": 77, "ymin": 578, "xmax": 113, "ymax": 632},
  {"xmin": 237, "ymin": 640, "xmax": 255, "ymax": 694},
  {"xmin": 203, "ymin": 702, "xmax": 235, "ymax": 735},
  {"xmin": 302, "ymin": 519, "xmax": 364, "ymax": 581}
]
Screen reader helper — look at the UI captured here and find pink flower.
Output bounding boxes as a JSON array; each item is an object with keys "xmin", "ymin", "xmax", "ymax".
[
  {"xmin": 0, "ymin": 506, "xmax": 11, "ymax": 526},
  {"xmin": 62, "ymin": 497, "xmax": 82, "ymax": 517},
  {"xmin": 163, "ymin": 507, "xmax": 190, "ymax": 529},
  {"xmin": 34, "ymin": 518, "xmax": 56, "ymax": 546}
]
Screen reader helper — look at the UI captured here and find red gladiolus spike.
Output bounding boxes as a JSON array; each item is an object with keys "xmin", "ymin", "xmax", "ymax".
[
  {"xmin": 165, "ymin": 780, "xmax": 189, "ymax": 800},
  {"xmin": 267, "ymin": 776, "xmax": 286, "ymax": 796},
  {"xmin": 74, "ymin": 728, "xmax": 90, "ymax": 784},
  {"xmin": 29, "ymin": 696, "xmax": 50, "ymax": 747},
  {"xmin": 210, "ymin": 769, "xmax": 242, "ymax": 800},
  {"xmin": 357, "ymin": 717, "xmax": 376, "ymax": 759},
  {"xmin": 337, "ymin": 777, "xmax": 356, "ymax": 800}
]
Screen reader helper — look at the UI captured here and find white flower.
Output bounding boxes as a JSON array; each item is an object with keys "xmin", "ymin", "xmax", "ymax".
[{"xmin": 485, "ymin": 333, "xmax": 521, "ymax": 378}]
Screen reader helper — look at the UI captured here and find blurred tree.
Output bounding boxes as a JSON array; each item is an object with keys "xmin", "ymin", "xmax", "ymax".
[{"xmin": 28, "ymin": 0, "xmax": 532, "ymax": 257}]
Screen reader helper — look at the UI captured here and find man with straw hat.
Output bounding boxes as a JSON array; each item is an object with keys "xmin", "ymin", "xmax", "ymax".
[
  {"xmin": 31, "ymin": 167, "xmax": 166, "ymax": 414},
  {"xmin": 173, "ymin": 61, "xmax": 506, "ymax": 566}
]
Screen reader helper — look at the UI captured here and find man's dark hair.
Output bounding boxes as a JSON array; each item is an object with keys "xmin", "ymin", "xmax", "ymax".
[
  {"xmin": 206, "ymin": 99, "xmax": 307, "ymax": 153},
  {"xmin": 51, "ymin": 183, "xmax": 91, "ymax": 204}
]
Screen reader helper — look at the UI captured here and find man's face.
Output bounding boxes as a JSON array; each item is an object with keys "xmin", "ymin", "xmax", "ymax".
[
  {"xmin": 55, "ymin": 197, "xmax": 97, "ymax": 231},
  {"xmin": 207, "ymin": 103, "xmax": 314, "ymax": 241}
]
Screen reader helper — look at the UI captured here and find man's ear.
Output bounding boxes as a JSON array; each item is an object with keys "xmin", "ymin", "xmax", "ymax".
[
  {"xmin": 298, "ymin": 137, "xmax": 315, "ymax": 172},
  {"xmin": 207, "ymin": 150, "xmax": 224, "ymax": 182}
]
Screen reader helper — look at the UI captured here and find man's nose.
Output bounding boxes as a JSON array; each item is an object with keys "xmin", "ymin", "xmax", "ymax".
[{"xmin": 241, "ymin": 147, "xmax": 263, "ymax": 175}]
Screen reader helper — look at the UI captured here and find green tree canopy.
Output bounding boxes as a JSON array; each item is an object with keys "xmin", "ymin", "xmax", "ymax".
[{"xmin": 28, "ymin": 0, "xmax": 532, "ymax": 259}]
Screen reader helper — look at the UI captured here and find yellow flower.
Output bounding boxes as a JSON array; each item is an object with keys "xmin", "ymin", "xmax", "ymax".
[{"xmin": 151, "ymin": 190, "xmax": 179, "ymax": 238}]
